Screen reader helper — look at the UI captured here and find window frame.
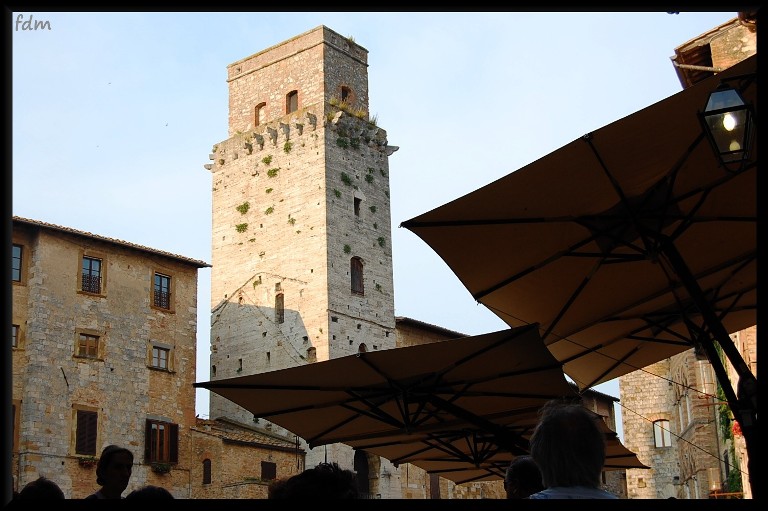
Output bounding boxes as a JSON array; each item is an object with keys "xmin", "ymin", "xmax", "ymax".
[
  {"xmin": 653, "ymin": 418, "xmax": 673, "ymax": 448},
  {"xmin": 254, "ymin": 102, "xmax": 266, "ymax": 127},
  {"xmin": 202, "ymin": 459, "xmax": 212, "ymax": 485},
  {"xmin": 145, "ymin": 419, "xmax": 179, "ymax": 463},
  {"xmin": 75, "ymin": 409, "xmax": 98, "ymax": 456},
  {"xmin": 148, "ymin": 341, "xmax": 174, "ymax": 372},
  {"xmin": 275, "ymin": 293, "xmax": 285, "ymax": 324},
  {"xmin": 79, "ymin": 253, "xmax": 106, "ymax": 295},
  {"xmin": 12, "ymin": 243, "xmax": 24, "ymax": 284},
  {"xmin": 286, "ymin": 90, "xmax": 298, "ymax": 114},
  {"xmin": 351, "ymin": 257, "xmax": 364, "ymax": 295},
  {"xmin": 152, "ymin": 271, "xmax": 175, "ymax": 312},
  {"xmin": 261, "ymin": 461, "xmax": 277, "ymax": 481},
  {"xmin": 12, "ymin": 324, "xmax": 20, "ymax": 349},
  {"xmin": 75, "ymin": 330, "xmax": 102, "ymax": 360}
]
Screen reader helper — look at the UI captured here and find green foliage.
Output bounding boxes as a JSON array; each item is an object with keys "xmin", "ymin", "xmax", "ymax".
[
  {"xmin": 379, "ymin": 168, "xmax": 387, "ymax": 177},
  {"xmin": 262, "ymin": 155, "xmax": 273, "ymax": 165},
  {"xmin": 336, "ymin": 137, "xmax": 349, "ymax": 149},
  {"xmin": 265, "ymin": 206, "xmax": 274, "ymax": 215},
  {"xmin": 288, "ymin": 216, "xmax": 296, "ymax": 226},
  {"xmin": 369, "ymin": 205, "xmax": 377, "ymax": 213},
  {"xmin": 340, "ymin": 172, "xmax": 353, "ymax": 186},
  {"xmin": 373, "ymin": 222, "xmax": 378, "ymax": 229},
  {"xmin": 365, "ymin": 174, "xmax": 374, "ymax": 184},
  {"xmin": 343, "ymin": 244, "xmax": 351, "ymax": 254},
  {"xmin": 333, "ymin": 189, "xmax": 341, "ymax": 198},
  {"xmin": 283, "ymin": 141, "xmax": 292, "ymax": 153},
  {"xmin": 236, "ymin": 202, "xmax": 250, "ymax": 214},
  {"xmin": 235, "ymin": 223, "xmax": 248, "ymax": 233},
  {"xmin": 266, "ymin": 188, "xmax": 273, "ymax": 194},
  {"xmin": 375, "ymin": 283, "xmax": 382, "ymax": 292},
  {"xmin": 377, "ymin": 237, "xmax": 385, "ymax": 247},
  {"xmin": 350, "ymin": 138, "xmax": 360, "ymax": 150},
  {"xmin": 267, "ymin": 168, "xmax": 280, "ymax": 178}
]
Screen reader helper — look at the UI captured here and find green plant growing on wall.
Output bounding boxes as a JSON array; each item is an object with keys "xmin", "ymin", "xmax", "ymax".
[
  {"xmin": 340, "ymin": 172, "xmax": 353, "ymax": 186},
  {"xmin": 375, "ymin": 283, "xmax": 382, "ymax": 292},
  {"xmin": 262, "ymin": 155, "xmax": 273, "ymax": 165},
  {"xmin": 267, "ymin": 168, "xmax": 280, "ymax": 178},
  {"xmin": 368, "ymin": 114, "xmax": 378, "ymax": 127},
  {"xmin": 373, "ymin": 222, "xmax": 378, "ymax": 229},
  {"xmin": 236, "ymin": 202, "xmax": 250, "ymax": 214},
  {"xmin": 336, "ymin": 137, "xmax": 349, "ymax": 149},
  {"xmin": 283, "ymin": 141, "xmax": 293, "ymax": 153},
  {"xmin": 288, "ymin": 215, "xmax": 296, "ymax": 226},
  {"xmin": 350, "ymin": 138, "xmax": 360, "ymax": 150},
  {"xmin": 266, "ymin": 188, "xmax": 273, "ymax": 194},
  {"xmin": 236, "ymin": 223, "xmax": 248, "ymax": 233},
  {"xmin": 369, "ymin": 205, "xmax": 377, "ymax": 213},
  {"xmin": 377, "ymin": 237, "xmax": 385, "ymax": 247},
  {"xmin": 379, "ymin": 168, "xmax": 387, "ymax": 177},
  {"xmin": 333, "ymin": 189, "xmax": 341, "ymax": 198},
  {"xmin": 343, "ymin": 244, "xmax": 351, "ymax": 254},
  {"xmin": 265, "ymin": 206, "xmax": 274, "ymax": 215},
  {"xmin": 365, "ymin": 174, "xmax": 374, "ymax": 184}
]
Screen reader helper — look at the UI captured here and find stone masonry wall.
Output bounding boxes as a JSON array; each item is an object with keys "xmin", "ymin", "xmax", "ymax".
[{"xmin": 11, "ymin": 224, "xmax": 200, "ymax": 498}]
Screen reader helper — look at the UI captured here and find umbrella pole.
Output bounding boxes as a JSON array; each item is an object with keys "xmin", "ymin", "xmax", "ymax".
[{"xmin": 662, "ymin": 239, "xmax": 758, "ymax": 499}]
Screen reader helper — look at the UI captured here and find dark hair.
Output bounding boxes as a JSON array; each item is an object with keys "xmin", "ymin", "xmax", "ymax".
[
  {"xmin": 504, "ymin": 455, "xmax": 543, "ymax": 499},
  {"xmin": 95, "ymin": 445, "xmax": 134, "ymax": 486},
  {"xmin": 125, "ymin": 485, "xmax": 174, "ymax": 499},
  {"xmin": 269, "ymin": 462, "xmax": 358, "ymax": 499},
  {"xmin": 529, "ymin": 400, "xmax": 606, "ymax": 488},
  {"xmin": 17, "ymin": 476, "xmax": 65, "ymax": 499}
]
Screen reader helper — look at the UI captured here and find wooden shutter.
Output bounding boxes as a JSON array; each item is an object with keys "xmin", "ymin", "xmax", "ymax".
[
  {"xmin": 76, "ymin": 410, "xmax": 98, "ymax": 455},
  {"xmin": 145, "ymin": 419, "xmax": 153, "ymax": 462},
  {"xmin": 169, "ymin": 423, "xmax": 179, "ymax": 462}
]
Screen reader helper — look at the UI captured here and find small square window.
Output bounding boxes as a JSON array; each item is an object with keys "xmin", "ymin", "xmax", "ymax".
[
  {"xmin": 77, "ymin": 333, "xmax": 99, "ymax": 358},
  {"xmin": 152, "ymin": 346, "xmax": 170, "ymax": 370}
]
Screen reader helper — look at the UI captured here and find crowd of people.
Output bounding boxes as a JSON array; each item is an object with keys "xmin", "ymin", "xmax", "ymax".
[{"xmin": 11, "ymin": 399, "xmax": 619, "ymax": 500}]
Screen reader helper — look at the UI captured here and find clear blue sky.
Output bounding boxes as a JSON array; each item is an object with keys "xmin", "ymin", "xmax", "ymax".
[{"xmin": 12, "ymin": 10, "xmax": 737, "ymax": 440}]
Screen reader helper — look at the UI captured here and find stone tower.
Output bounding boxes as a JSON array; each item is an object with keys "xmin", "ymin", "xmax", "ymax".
[{"xmin": 206, "ymin": 26, "xmax": 400, "ymax": 493}]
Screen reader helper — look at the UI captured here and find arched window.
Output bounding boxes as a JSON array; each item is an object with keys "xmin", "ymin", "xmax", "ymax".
[
  {"xmin": 254, "ymin": 102, "xmax": 266, "ymax": 127},
  {"xmin": 358, "ymin": 343, "xmax": 367, "ymax": 353},
  {"xmin": 286, "ymin": 91, "xmax": 298, "ymax": 114},
  {"xmin": 275, "ymin": 293, "xmax": 285, "ymax": 324},
  {"xmin": 351, "ymin": 257, "xmax": 364, "ymax": 295},
  {"xmin": 202, "ymin": 459, "xmax": 212, "ymax": 484},
  {"xmin": 653, "ymin": 419, "xmax": 672, "ymax": 447}
]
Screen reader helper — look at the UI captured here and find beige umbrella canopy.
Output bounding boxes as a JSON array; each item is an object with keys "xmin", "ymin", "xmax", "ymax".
[
  {"xmin": 196, "ymin": 325, "xmax": 575, "ymax": 450},
  {"xmin": 401, "ymin": 54, "xmax": 757, "ymax": 493},
  {"xmin": 195, "ymin": 325, "xmax": 646, "ymax": 483}
]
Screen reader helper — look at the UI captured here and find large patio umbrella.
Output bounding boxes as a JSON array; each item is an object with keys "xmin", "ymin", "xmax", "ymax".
[
  {"xmin": 343, "ymin": 407, "xmax": 647, "ymax": 485},
  {"xmin": 195, "ymin": 324, "xmax": 644, "ymax": 484},
  {"xmin": 401, "ymin": 54, "xmax": 757, "ymax": 495},
  {"xmin": 196, "ymin": 325, "xmax": 574, "ymax": 450}
]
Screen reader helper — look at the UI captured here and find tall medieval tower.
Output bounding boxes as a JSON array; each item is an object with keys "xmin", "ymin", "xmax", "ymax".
[{"xmin": 205, "ymin": 26, "xmax": 400, "ymax": 493}]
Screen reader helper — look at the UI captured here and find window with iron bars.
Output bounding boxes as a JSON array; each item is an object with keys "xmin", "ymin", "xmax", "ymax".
[
  {"xmin": 81, "ymin": 256, "xmax": 102, "ymax": 293},
  {"xmin": 154, "ymin": 273, "xmax": 171, "ymax": 309}
]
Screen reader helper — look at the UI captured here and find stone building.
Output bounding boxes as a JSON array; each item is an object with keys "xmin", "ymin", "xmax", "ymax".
[
  {"xmin": 619, "ymin": 13, "xmax": 757, "ymax": 500},
  {"xmin": 10, "ymin": 216, "xmax": 208, "ymax": 498},
  {"xmin": 205, "ymin": 25, "xmax": 402, "ymax": 498}
]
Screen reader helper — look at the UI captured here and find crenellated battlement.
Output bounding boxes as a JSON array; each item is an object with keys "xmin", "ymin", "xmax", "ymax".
[{"xmin": 205, "ymin": 103, "xmax": 395, "ymax": 171}]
